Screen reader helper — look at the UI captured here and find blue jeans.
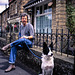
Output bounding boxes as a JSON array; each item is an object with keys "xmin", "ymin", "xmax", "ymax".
[{"xmin": 9, "ymin": 38, "xmax": 32, "ymax": 64}]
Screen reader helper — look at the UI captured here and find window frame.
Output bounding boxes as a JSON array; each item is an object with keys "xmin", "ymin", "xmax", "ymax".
[{"xmin": 34, "ymin": 2, "xmax": 52, "ymax": 33}]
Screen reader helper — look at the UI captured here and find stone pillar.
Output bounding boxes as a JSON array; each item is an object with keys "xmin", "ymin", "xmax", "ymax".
[
  {"xmin": 52, "ymin": 0, "xmax": 56, "ymax": 33},
  {"xmin": 56, "ymin": 0, "xmax": 67, "ymax": 33}
]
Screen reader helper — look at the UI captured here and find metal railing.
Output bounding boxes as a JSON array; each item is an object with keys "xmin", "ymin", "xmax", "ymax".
[
  {"xmin": 0, "ymin": 28, "xmax": 75, "ymax": 56},
  {"xmin": 34, "ymin": 29, "xmax": 75, "ymax": 57}
]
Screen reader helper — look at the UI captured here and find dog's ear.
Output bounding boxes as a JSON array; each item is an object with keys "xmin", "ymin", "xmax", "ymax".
[
  {"xmin": 43, "ymin": 42, "xmax": 49, "ymax": 55},
  {"xmin": 49, "ymin": 42, "xmax": 53, "ymax": 51},
  {"xmin": 43, "ymin": 42, "xmax": 47, "ymax": 47}
]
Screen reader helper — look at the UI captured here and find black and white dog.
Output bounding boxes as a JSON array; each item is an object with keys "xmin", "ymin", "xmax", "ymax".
[{"xmin": 40, "ymin": 42, "xmax": 54, "ymax": 75}]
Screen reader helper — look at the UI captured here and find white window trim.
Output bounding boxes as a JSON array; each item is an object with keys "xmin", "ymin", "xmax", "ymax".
[
  {"xmin": 36, "ymin": 12, "xmax": 52, "ymax": 17},
  {"xmin": 34, "ymin": 2, "xmax": 52, "ymax": 33}
]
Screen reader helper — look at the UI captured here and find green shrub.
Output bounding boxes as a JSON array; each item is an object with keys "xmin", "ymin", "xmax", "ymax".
[{"xmin": 66, "ymin": 3, "xmax": 75, "ymax": 34}]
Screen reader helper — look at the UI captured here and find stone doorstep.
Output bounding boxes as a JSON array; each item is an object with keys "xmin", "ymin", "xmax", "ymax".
[{"xmin": 30, "ymin": 46, "xmax": 74, "ymax": 64}]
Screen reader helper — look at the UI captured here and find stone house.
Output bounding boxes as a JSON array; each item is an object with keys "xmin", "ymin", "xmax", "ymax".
[
  {"xmin": 0, "ymin": 0, "xmax": 30, "ymax": 33},
  {"xmin": 1, "ymin": 7, "xmax": 9, "ymax": 32},
  {"xmin": 0, "ymin": 0, "xmax": 75, "ymax": 34},
  {"xmin": 7, "ymin": 0, "xmax": 30, "ymax": 33},
  {"xmin": 23, "ymin": 0, "xmax": 75, "ymax": 34}
]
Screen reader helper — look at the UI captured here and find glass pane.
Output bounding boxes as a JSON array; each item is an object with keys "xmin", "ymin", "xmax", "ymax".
[
  {"xmin": 36, "ymin": 14, "xmax": 52, "ymax": 33},
  {"xmin": 14, "ymin": 22, "xmax": 19, "ymax": 33},
  {"xmin": 40, "ymin": 16, "xmax": 43, "ymax": 33},
  {"xmin": 47, "ymin": 14, "xmax": 52, "ymax": 33},
  {"xmin": 36, "ymin": 7, "xmax": 40, "ymax": 15},
  {"xmin": 48, "ymin": 6, "xmax": 52, "ymax": 12},
  {"xmin": 40, "ymin": 6, "xmax": 42, "ymax": 14},
  {"xmin": 36, "ymin": 17, "xmax": 40, "ymax": 33},
  {"xmin": 44, "ymin": 4, "xmax": 47, "ymax": 13}
]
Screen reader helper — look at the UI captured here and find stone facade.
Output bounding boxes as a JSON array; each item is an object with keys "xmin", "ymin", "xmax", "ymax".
[
  {"xmin": 52, "ymin": 0, "xmax": 75, "ymax": 33},
  {"xmin": 9, "ymin": 0, "xmax": 30, "ymax": 21},
  {"xmin": 0, "ymin": 0, "xmax": 74, "ymax": 34},
  {"xmin": 0, "ymin": 14, "xmax": 1, "ymax": 26},
  {"xmin": 23, "ymin": 0, "xmax": 68, "ymax": 33},
  {"xmin": 0, "ymin": 38, "xmax": 74, "ymax": 75},
  {"xmin": 1, "ymin": 8, "xmax": 9, "ymax": 32},
  {"xmin": 52, "ymin": 0, "xmax": 56, "ymax": 32},
  {"xmin": 8, "ymin": 0, "xmax": 30, "ymax": 33},
  {"xmin": 0, "ymin": 0, "xmax": 30, "ymax": 33},
  {"xmin": 52, "ymin": 0, "xmax": 67, "ymax": 33}
]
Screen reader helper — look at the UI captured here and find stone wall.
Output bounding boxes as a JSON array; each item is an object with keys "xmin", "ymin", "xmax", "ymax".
[
  {"xmin": 52, "ymin": 0, "xmax": 67, "ymax": 33},
  {"xmin": 6, "ymin": 33, "xmax": 18, "ymax": 44},
  {"xmin": 1, "ymin": 8, "xmax": 9, "ymax": 32},
  {"xmin": 0, "ymin": 38, "xmax": 6, "ymax": 48},
  {"xmin": 16, "ymin": 48, "xmax": 74, "ymax": 75},
  {"xmin": 0, "ymin": 37, "xmax": 74, "ymax": 75},
  {"xmin": 9, "ymin": 0, "xmax": 30, "ymax": 18}
]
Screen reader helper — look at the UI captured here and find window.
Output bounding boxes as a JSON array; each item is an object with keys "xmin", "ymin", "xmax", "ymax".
[
  {"xmin": 15, "ymin": 2, "xmax": 17, "ymax": 14},
  {"xmin": 40, "ymin": 6, "xmax": 42, "ymax": 14},
  {"xmin": 36, "ymin": 14, "xmax": 52, "ymax": 33},
  {"xmin": 36, "ymin": 3, "xmax": 52, "ymax": 33},
  {"xmin": 48, "ymin": 6, "xmax": 52, "ymax": 12},
  {"xmin": 14, "ymin": 22, "xmax": 19, "ymax": 33},
  {"xmin": 36, "ymin": 7, "xmax": 40, "ymax": 15},
  {"xmin": 44, "ymin": 3, "xmax": 52, "ymax": 13},
  {"xmin": 44, "ymin": 4, "xmax": 47, "ymax": 13}
]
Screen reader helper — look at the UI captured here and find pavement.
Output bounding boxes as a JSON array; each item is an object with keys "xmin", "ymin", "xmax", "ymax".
[{"xmin": 0, "ymin": 50, "xmax": 38, "ymax": 75}]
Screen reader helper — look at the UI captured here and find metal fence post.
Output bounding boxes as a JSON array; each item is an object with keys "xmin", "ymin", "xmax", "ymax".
[
  {"xmin": 56, "ymin": 29, "xmax": 58, "ymax": 52},
  {"xmin": 37, "ymin": 30, "xmax": 38, "ymax": 47},
  {"xmin": 43, "ymin": 29, "xmax": 44, "ymax": 43},
  {"xmin": 40, "ymin": 29, "xmax": 41, "ymax": 47},
  {"xmin": 34, "ymin": 29, "xmax": 35, "ymax": 46},
  {"xmin": 61, "ymin": 29, "xmax": 63, "ymax": 55},
  {"xmin": 47, "ymin": 28, "xmax": 48, "ymax": 45},
  {"xmin": 67, "ymin": 29, "xmax": 70, "ymax": 57},
  {"xmin": 51, "ymin": 29, "xmax": 52, "ymax": 43},
  {"xmin": 9, "ymin": 23, "xmax": 11, "ymax": 43}
]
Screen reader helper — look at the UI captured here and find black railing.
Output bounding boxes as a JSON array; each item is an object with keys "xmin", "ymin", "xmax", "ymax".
[
  {"xmin": 0, "ymin": 28, "xmax": 75, "ymax": 56},
  {"xmin": 34, "ymin": 29, "xmax": 75, "ymax": 56}
]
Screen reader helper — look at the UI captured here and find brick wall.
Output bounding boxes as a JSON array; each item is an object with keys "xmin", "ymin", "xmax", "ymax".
[
  {"xmin": 0, "ymin": 38, "xmax": 74, "ymax": 75},
  {"xmin": 9, "ymin": 0, "xmax": 30, "ymax": 18},
  {"xmin": 52, "ymin": 0, "xmax": 56, "ymax": 32},
  {"xmin": 19, "ymin": 0, "xmax": 30, "ymax": 14},
  {"xmin": 1, "ymin": 8, "xmax": 9, "ymax": 32},
  {"xmin": 52, "ymin": 0, "xmax": 67, "ymax": 33}
]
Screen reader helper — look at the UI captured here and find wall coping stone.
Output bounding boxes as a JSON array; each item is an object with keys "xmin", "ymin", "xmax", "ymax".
[
  {"xmin": 0, "ymin": 37, "xmax": 74, "ymax": 65},
  {"xmin": 30, "ymin": 47, "xmax": 74, "ymax": 64}
]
